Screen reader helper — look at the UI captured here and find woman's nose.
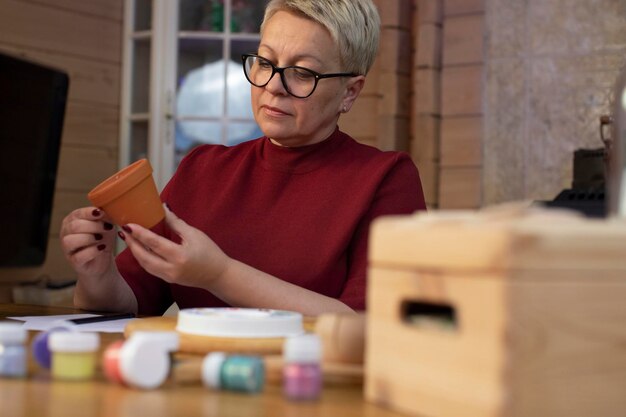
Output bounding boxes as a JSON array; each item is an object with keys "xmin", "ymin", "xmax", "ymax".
[{"xmin": 264, "ymin": 71, "xmax": 288, "ymax": 96}]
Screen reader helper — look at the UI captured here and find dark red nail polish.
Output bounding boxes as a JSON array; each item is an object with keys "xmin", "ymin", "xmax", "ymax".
[
  {"xmin": 92, "ymin": 209, "xmax": 102, "ymax": 217},
  {"xmin": 97, "ymin": 244, "xmax": 106, "ymax": 251},
  {"xmin": 94, "ymin": 233, "xmax": 103, "ymax": 240},
  {"xmin": 118, "ymin": 231, "xmax": 126, "ymax": 241},
  {"xmin": 122, "ymin": 225, "xmax": 132, "ymax": 234},
  {"xmin": 104, "ymin": 222, "xmax": 113, "ymax": 230}
]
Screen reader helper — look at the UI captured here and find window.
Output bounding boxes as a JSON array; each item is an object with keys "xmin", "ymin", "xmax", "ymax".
[{"xmin": 120, "ymin": 0, "xmax": 269, "ymax": 188}]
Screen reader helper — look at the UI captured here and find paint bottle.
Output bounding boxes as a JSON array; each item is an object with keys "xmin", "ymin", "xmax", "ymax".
[
  {"xmin": 202, "ymin": 352, "xmax": 265, "ymax": 393},
  {"xmin": 282, "ymin": 334, "xmax": 323, "ymax": 400},
  {"xmin": 31, "ymin": 327, "xmax": 69, "ymax": 369},
  {"xmin": 48, "ymin": 331, "xmax": 100, "ymax": 380},
  {"xmin": 103, "ymin": 331, "xmax": 179, "ymax": 389},
  {"xmin": 0, "ymin": 321, "xmax": 28, "ymax": 378}
]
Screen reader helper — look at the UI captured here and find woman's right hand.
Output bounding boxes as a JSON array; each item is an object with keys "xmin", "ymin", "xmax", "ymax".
[{"xmin": 60, "ymin": 207, "xmax": 117, "ymax": 277}]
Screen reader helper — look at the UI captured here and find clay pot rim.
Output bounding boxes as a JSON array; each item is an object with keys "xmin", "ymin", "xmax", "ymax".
[{"xmin": 87, "ymin": 159, "xmax": 152, "ymax": 207}]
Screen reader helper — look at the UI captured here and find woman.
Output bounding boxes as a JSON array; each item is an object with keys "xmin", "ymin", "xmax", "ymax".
[{"xmin": 60, "ymin": 0, "xmax": 426, "ymax": 316}]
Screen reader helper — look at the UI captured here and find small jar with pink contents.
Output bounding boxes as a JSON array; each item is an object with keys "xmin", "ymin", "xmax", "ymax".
[{"xmin": 282, "ymin": 334, "xmax": 323, "ymax": 401}]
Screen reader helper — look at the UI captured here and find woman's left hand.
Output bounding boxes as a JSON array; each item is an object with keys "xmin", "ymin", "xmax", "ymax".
[{"xmin": 119, "ymin": 205, "xmax": 230, "ymax": 289}]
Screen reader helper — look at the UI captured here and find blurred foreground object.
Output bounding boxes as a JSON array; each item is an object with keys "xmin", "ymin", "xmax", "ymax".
[{"xmin": 366, "ymin": 204, "xmax": 626, "ymax": 417}]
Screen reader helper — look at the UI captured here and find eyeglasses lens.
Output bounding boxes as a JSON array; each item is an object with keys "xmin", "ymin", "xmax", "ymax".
[{"xmin": 244, "ymin": 56, "xmax": 316, "ymax": 98}]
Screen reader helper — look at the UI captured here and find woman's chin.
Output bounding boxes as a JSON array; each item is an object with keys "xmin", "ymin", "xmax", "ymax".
[{"xmin": 260, "ymin": 125, "xmax": 292, "ymax": 142}]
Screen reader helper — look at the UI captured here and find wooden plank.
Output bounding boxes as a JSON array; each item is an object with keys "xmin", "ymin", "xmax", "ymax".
[
  {"xmin": 444, "ymin": 0, "xmax": 485, "ymax": 15},
  {"xmin": 415, "ymin": 158, "xmax": 439, "ymax": 206},
  {"xmin": 56, "ymin": 146, "xmax": 118, "ymax": 192},
  {"xmin": 0, "ymin": 0, "xmax": 121, "ymax": 62},
  {"xmin": 21, "ymin": 0, "xmax": 124, "ymax": 21},
  {"xmin": 379, "ymin": 73, "xmax": 411, "ymax": 117},
  {"xmin": 415, "ymin": 68, "xmax": 441, "ymax": 115},
  {"xmin": 378, "ymin": 0, "xmax": 413, "ymax": 31},
  {"xmin": 63, "ymin": 102, "xmax": 120, "ymax": 149},
  {"xmin": 0, "ymin": 44, "xmax": 121, "ymax": 106},
  {"xmin": 416, "ymin": 23, "xmax": 442, "ymax": 69},
  {"xmin": 362, "ymin": 60, "xmax": 381, "ymax": 96},
  {"xmin": 341, "ymin": 95, "xmax": 379, "ymax": 139},
  {"xmin": 417, "ymin": 0, "xmax": 443, "ymax": 24},
  {"xmin": 378, "ymin": 28, "xmax": 412, "ymax": 75},
  {"xmin": 441, "ymin": 65, "xmax": 483, "ymax": 116},
  {"xmin": 439, "ymin": 166, "xmax": 482, "ymax": 208},
  {"xmin": 376, "ymin": 115, "xmax": 410, "ymax": 151},
  {"xmin": 443, "ymin": 14, "xmax": 484, "ymax": 66},
  {"xmin": 412, "ymin": 115, "xmax": 440, "ymax": 163},
  {"xmin": 440, "ymin": 116, "xmax": 482, "ymax": 167}
]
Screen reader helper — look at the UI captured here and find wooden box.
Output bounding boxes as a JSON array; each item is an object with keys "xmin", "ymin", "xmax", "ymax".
[{"xmin": 365, "ymin": 205, "xmax": 626, "ymax": 417}]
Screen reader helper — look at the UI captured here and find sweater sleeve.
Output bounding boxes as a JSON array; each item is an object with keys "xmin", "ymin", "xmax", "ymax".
[{"xmin": 338, "ymin": 153, "xmax": 426, "ymax": 310}]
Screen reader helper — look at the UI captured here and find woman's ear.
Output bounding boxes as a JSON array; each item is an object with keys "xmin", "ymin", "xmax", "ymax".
[{"xmin": 340, "ymin": 75, "xmax": 366, "ymax": 113}]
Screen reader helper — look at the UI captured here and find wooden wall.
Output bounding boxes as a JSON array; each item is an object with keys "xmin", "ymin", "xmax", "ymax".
[
  {"xmin": 0, "ymin": 0, "xmax": 122, "ymax": 291},
  {"xmin": 412, "ymin": 0, "xmax": 442, "ymax": 208},
  {"xmin": 343, "ymin": 0, "xmax": 486, "ymax": 210},
  {"xmin": 439, "ymin": 0, "xmax": 484, "ymax": 209},
  {"xmin": 409, "ymin": 0, "xmax": 485, "ymax": 209}
]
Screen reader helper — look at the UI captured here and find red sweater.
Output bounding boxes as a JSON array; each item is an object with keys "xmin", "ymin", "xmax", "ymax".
[{"xmin": 117, "ymin": 128, "xmax": 426, "ymax": 315}]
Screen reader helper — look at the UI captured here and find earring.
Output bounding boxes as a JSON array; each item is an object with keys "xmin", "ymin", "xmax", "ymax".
[{"xmin": 342, "ymin": 105, "xmax": 348, "ymax": 113}]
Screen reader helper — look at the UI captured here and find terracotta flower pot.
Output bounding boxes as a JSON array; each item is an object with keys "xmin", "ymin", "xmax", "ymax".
[{"xmin": 87, "ymin": 159, "xmax": 165, "ymax": 229}]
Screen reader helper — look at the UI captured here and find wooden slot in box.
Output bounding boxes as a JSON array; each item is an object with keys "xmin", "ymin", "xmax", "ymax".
[{"xmin": 365, "ymin": 204, "xmax": 626, "ymax": 417}]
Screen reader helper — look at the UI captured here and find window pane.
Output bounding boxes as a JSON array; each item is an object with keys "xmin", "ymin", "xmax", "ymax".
[
  {"xmin": 179, "ymin": 0, "xmax": 223, "ymax": 31},
  {"xmin": 226, "ymin": 122, "xmax": 263, "ymax": 146},
  {"xmin": 230, "ymin": 39, "xmax": 259, "ymax": 62},
  {"xmin": 231, "ymin": 0, "xmax": 270, "ymax": 33},
  {"xmin": 177, "ymin": 39, "xmax": 224, "ymax": 119},
  {"xmin": 134, "ymin": 0, "xmax": 152, "ymax": 31},
  {"xmin": 227, "ymin": 39, "xmax": 258, "ymax": 118},
  {"xmin": 175, "ymin": 120, "xmax": 222, "ymax": 162},
  {"xmin": 130, "ymin": 121, "xmax": 149, "ymax": 161}
]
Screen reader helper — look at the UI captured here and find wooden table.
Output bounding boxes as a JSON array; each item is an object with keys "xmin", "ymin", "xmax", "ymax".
[{"xmin": 0, "ymin": 304, "xmax": 407, "ymax": 417}]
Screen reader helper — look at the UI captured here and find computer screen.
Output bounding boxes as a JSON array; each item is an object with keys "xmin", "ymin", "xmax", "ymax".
[{"xmin": 0, "ymin": 51, "xmax": 69, "ymax": 266}]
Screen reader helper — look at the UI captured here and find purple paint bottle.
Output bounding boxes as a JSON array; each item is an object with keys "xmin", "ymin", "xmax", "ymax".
[{"xmin": 282, "ymin": 334, "xmax": 322, "ymax": 401}]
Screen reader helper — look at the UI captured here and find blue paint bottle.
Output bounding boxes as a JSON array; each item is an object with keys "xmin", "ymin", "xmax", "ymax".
[
  {"xmin": 202, "ymin": 352, "xmax": 265, "ymax": 393},
  {"xmin": 0, "ymin": 321, "xmax": 28, "ymax": 378}
]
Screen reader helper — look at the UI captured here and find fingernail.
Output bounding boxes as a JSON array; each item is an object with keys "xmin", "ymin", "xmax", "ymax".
[
  {"xmin": 122, "ymin": 225, "xmax": 132, "ymax": 234},
  {"xmin": 104, "ymin": 222, "xmax": 113, "ymax": 230},
  {"xmin": 97, "ymin": 244, "xmax": 106, "ymax": 251},
  {"xmin": 92, "ymin": 209, "xmax": 102, "ymax": 217},
  {"xmin": 118, "ymin": 231, "xmax": 126, "ymax": 241},
  {"xmin": 94, "ymin": 233, "xmax": 103, "ymax": 240}
]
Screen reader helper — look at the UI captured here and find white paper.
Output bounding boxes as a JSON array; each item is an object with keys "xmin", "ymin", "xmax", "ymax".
[{"xmin": 7, "ymin": 314, "xmax": 132, "ymax": 333}]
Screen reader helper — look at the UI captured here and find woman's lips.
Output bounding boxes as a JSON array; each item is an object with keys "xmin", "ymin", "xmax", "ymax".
[{"xmin": 262, "ymin": 105, "xmax": 289, "ymax": 117}]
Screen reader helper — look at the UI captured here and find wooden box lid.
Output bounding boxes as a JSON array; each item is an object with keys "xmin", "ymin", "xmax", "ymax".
[{"xmin": 369, "ymin": 204, "xmax": 626, "ymax": 272}]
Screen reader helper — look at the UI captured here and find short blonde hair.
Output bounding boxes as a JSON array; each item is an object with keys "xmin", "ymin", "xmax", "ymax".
[{"xmin": 261, "ymin": 0, "xmax": 380, "ymax": 75}]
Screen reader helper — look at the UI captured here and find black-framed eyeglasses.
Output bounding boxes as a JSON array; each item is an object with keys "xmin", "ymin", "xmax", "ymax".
[{"xmin": 241, "ymin": 54, "xmax": 358, "ymax": 99}]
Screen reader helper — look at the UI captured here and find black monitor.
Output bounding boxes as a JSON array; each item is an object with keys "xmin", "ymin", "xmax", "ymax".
[{"xmin": 0, "ymin": 52, "xmax": 69, "ymax": 266}]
